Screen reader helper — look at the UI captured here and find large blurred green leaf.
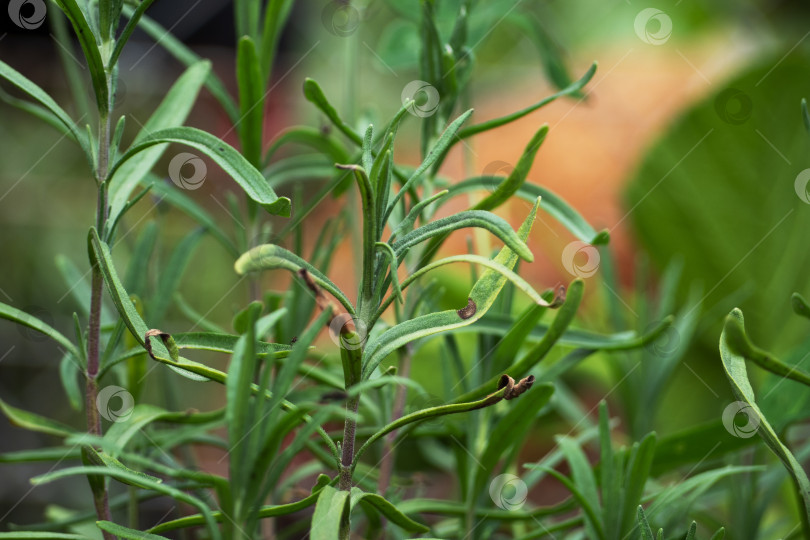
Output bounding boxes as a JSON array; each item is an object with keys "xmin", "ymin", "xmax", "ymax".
[{"xmin": 625, "ymin": 52, "xmax": 810, "ymax": 352}]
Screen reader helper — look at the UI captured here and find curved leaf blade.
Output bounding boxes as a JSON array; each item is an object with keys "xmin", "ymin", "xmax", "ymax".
[
  {"xmin": 719, "ymin": 308, "xmax": 810, "ymax": 522},
  {"xmin": 110, "ymin": 126, "xmax": 291, "ymax": 217}
]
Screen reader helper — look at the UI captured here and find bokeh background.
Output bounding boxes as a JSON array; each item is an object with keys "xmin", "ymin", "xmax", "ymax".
[{"xmin": 2, "ymin": 0, "xmax": 810, "ymax": 536}]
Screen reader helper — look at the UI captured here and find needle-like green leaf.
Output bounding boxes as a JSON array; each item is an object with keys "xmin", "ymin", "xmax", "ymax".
[
  {"xmin": 106, "ymin": 61, "xmax": 211, "ymax": 229},
  {"xmin": 110, "ymin": 126, "xmax": 291, "ymax": 217},
  {"xmin": 362, "ymin": 199, "xmax": 540, "ymax": 379},
  {"xmin": 719, "ymin": 308, "xmax": 810, "ymax": 523}
]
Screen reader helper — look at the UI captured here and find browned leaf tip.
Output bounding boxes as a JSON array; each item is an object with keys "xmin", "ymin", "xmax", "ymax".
[
  {"xmin": 457, "ymin": 298, "xmax": 477, "ymax": 320},
  {"xmin": 144, "ymin": 329, "xmax": 169, "ymax": 360},
  {"xmin": 298, "ymin": 269, "xmax": 337, "ymax": 324},
  {"xmin": 498, "ymin": 374, "xmax": 535, "ymax": 400},
  {"xmin": 550, "ymin": 285, "xmax": 566, "ymax": 308}
]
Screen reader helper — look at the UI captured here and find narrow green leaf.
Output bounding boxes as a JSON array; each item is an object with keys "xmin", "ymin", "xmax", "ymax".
[
  {"xmin": 109, "ymin": 0, "xmax": 158, "ymax": 68},
  {"xmin": 477, "ymin": 125, "xmax": 548, "ymax": 210},
  {"xmin": 557, "ymin": 436, "xmax": 603, "ymax": 538},
  {"xmin": 227, "ymin": 302, "xmax": 261, "ymax": 506},
  {"xmin": 373, "ymin": 254, "xmax": 557, "ymax": 326},
  {"xmin": 685, "ymin": 522, "xmax": 697, "ymax": 540},
  {"xmin": 453, "ymin": 279, "xmax": 583, "ymax": 403},
  {"xmin": 445, "ymin": 178, "xmax": 608, "ymax": 245},
  {"xmin": 392, "ymin": 210, "xmax": 533, "ymax": 261},
  {"xmin": 33, "ymin": 466, "xmax": 221, "ymax": 540},
  {"xmin": 458, "ymin": 63, "xmax": 597, "ymax": 140},
  {"xmin": 472, "ymin": 384, "xmax": 554, "ymax": 502},
  {"xmin": 260, "ymin": 0, "xmax": 295, "ymax": 81},
  {"xmin": 59, "ymin": 351, "xmax": 83, "ymax": 411},
  {"xmin": 385, "ymin": 109, "xmax": 474, "ymax": 222},
  {"xmin": 149, "ymin": 228, "xmax": 204, "ymax": 322},
  {"xmin": 311, "ymin": 485, "xmax": 351, "ymax": 540},
  {"xmin": 0, "ymin": 397, "xmax": 76, "ymax": 438},
  {"xmin": 803, "ymin": 98, "xmax": 810, "ymax": 134},
  {"xmin": 110, "ymin": 126, "xmax": 291, "ymax": 216},
  {"xmin": 389, "ymin": 190, "xmax": 447, "ymax": 242},
  {"xmin": 107, "ymin": 61, "xmax": 212, "ymax": 228},
  {"xmin": 363, "ymin": 199, "xmax": 541, "ymax": 379},
  {"xmin": 0, "ymin": 59, "xmax": 90, "ymax": 158},
  {"xmin": 303, "ymin": 79, "xmax": 363, "ymax": 145},
  {"xmin": 236, "ymin": 36, "xmax": 265, "ymax": 166},
  {"xmin": 719, "ymin": 308, "xmax": 810, "ymax": 522},
  {"xmin": 637, "ymin": 506, "xmax": 654, "ymax": 540},
  {"xmin": 0, "ymin": 302, "xmax": 78, "ymax": 358},
  {"xmin": 264, "ymin": 126, "xmax": 350, "ymax": 166},
  {"xmin": 350, "ymin": 488, "xmax": 429, "ymax": 533},
  {"xmin": 149, "ymin": 476, "xmax": 330, "ymax": 534},
  {"xmin": 144, "ymin": 175, "xmax": 238, "ymax": 258},
  {"xmin": 97, "ymin": 521, "xmax": 167, "ymax": 539},
  {"xmin": 0, "ymin": 534, "xmax": 87, "ymax": 539},
  {"xmin": 542, "ymin": 467, "xmax": 605, "ymax": 540},
  {"xmin": 235, "ymin": 244, "xmax": 355, "ymax": 315},
  {"xmin": 723, "ymin": 309, "xmax": 810, "ymax": 387},
  {"xmin": 622, "ymin": 433, "xmax": 657, "ymax": 535},
  {"xmin": 52, "ymin": 0, "xmax": 108, "ymax": 113}
]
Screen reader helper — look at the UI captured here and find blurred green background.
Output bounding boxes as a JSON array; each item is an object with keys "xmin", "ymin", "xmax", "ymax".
[{"xmin": 2, "ymin": 0, "xmax": 810, "ymax": 535}]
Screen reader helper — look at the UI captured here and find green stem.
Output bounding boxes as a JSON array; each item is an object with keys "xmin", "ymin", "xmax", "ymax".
[
  {"xmin": 339, "ymin": 344, "xmax": 363, "ymax": 491},
  {"xmin": 86, "ymin": 78, "xmax": 113, "ymax": 537}
]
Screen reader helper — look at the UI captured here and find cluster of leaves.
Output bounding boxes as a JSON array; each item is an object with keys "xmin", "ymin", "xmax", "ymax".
[{"xmin": 0, "ymin": 0, "xmax": 772, "ymax": 539}]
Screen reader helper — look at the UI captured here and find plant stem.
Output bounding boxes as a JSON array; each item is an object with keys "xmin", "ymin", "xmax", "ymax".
[
  {"xmin": 86, "ymin": 90, "xmax": 114, "ymax": 537},
  {"xmin": 339, "ymin": 395, "xmax": 359, "ymax": 491},
  {"xmin": 338, "ymin": 344, "xmax": 363, "ymax": 491}
]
